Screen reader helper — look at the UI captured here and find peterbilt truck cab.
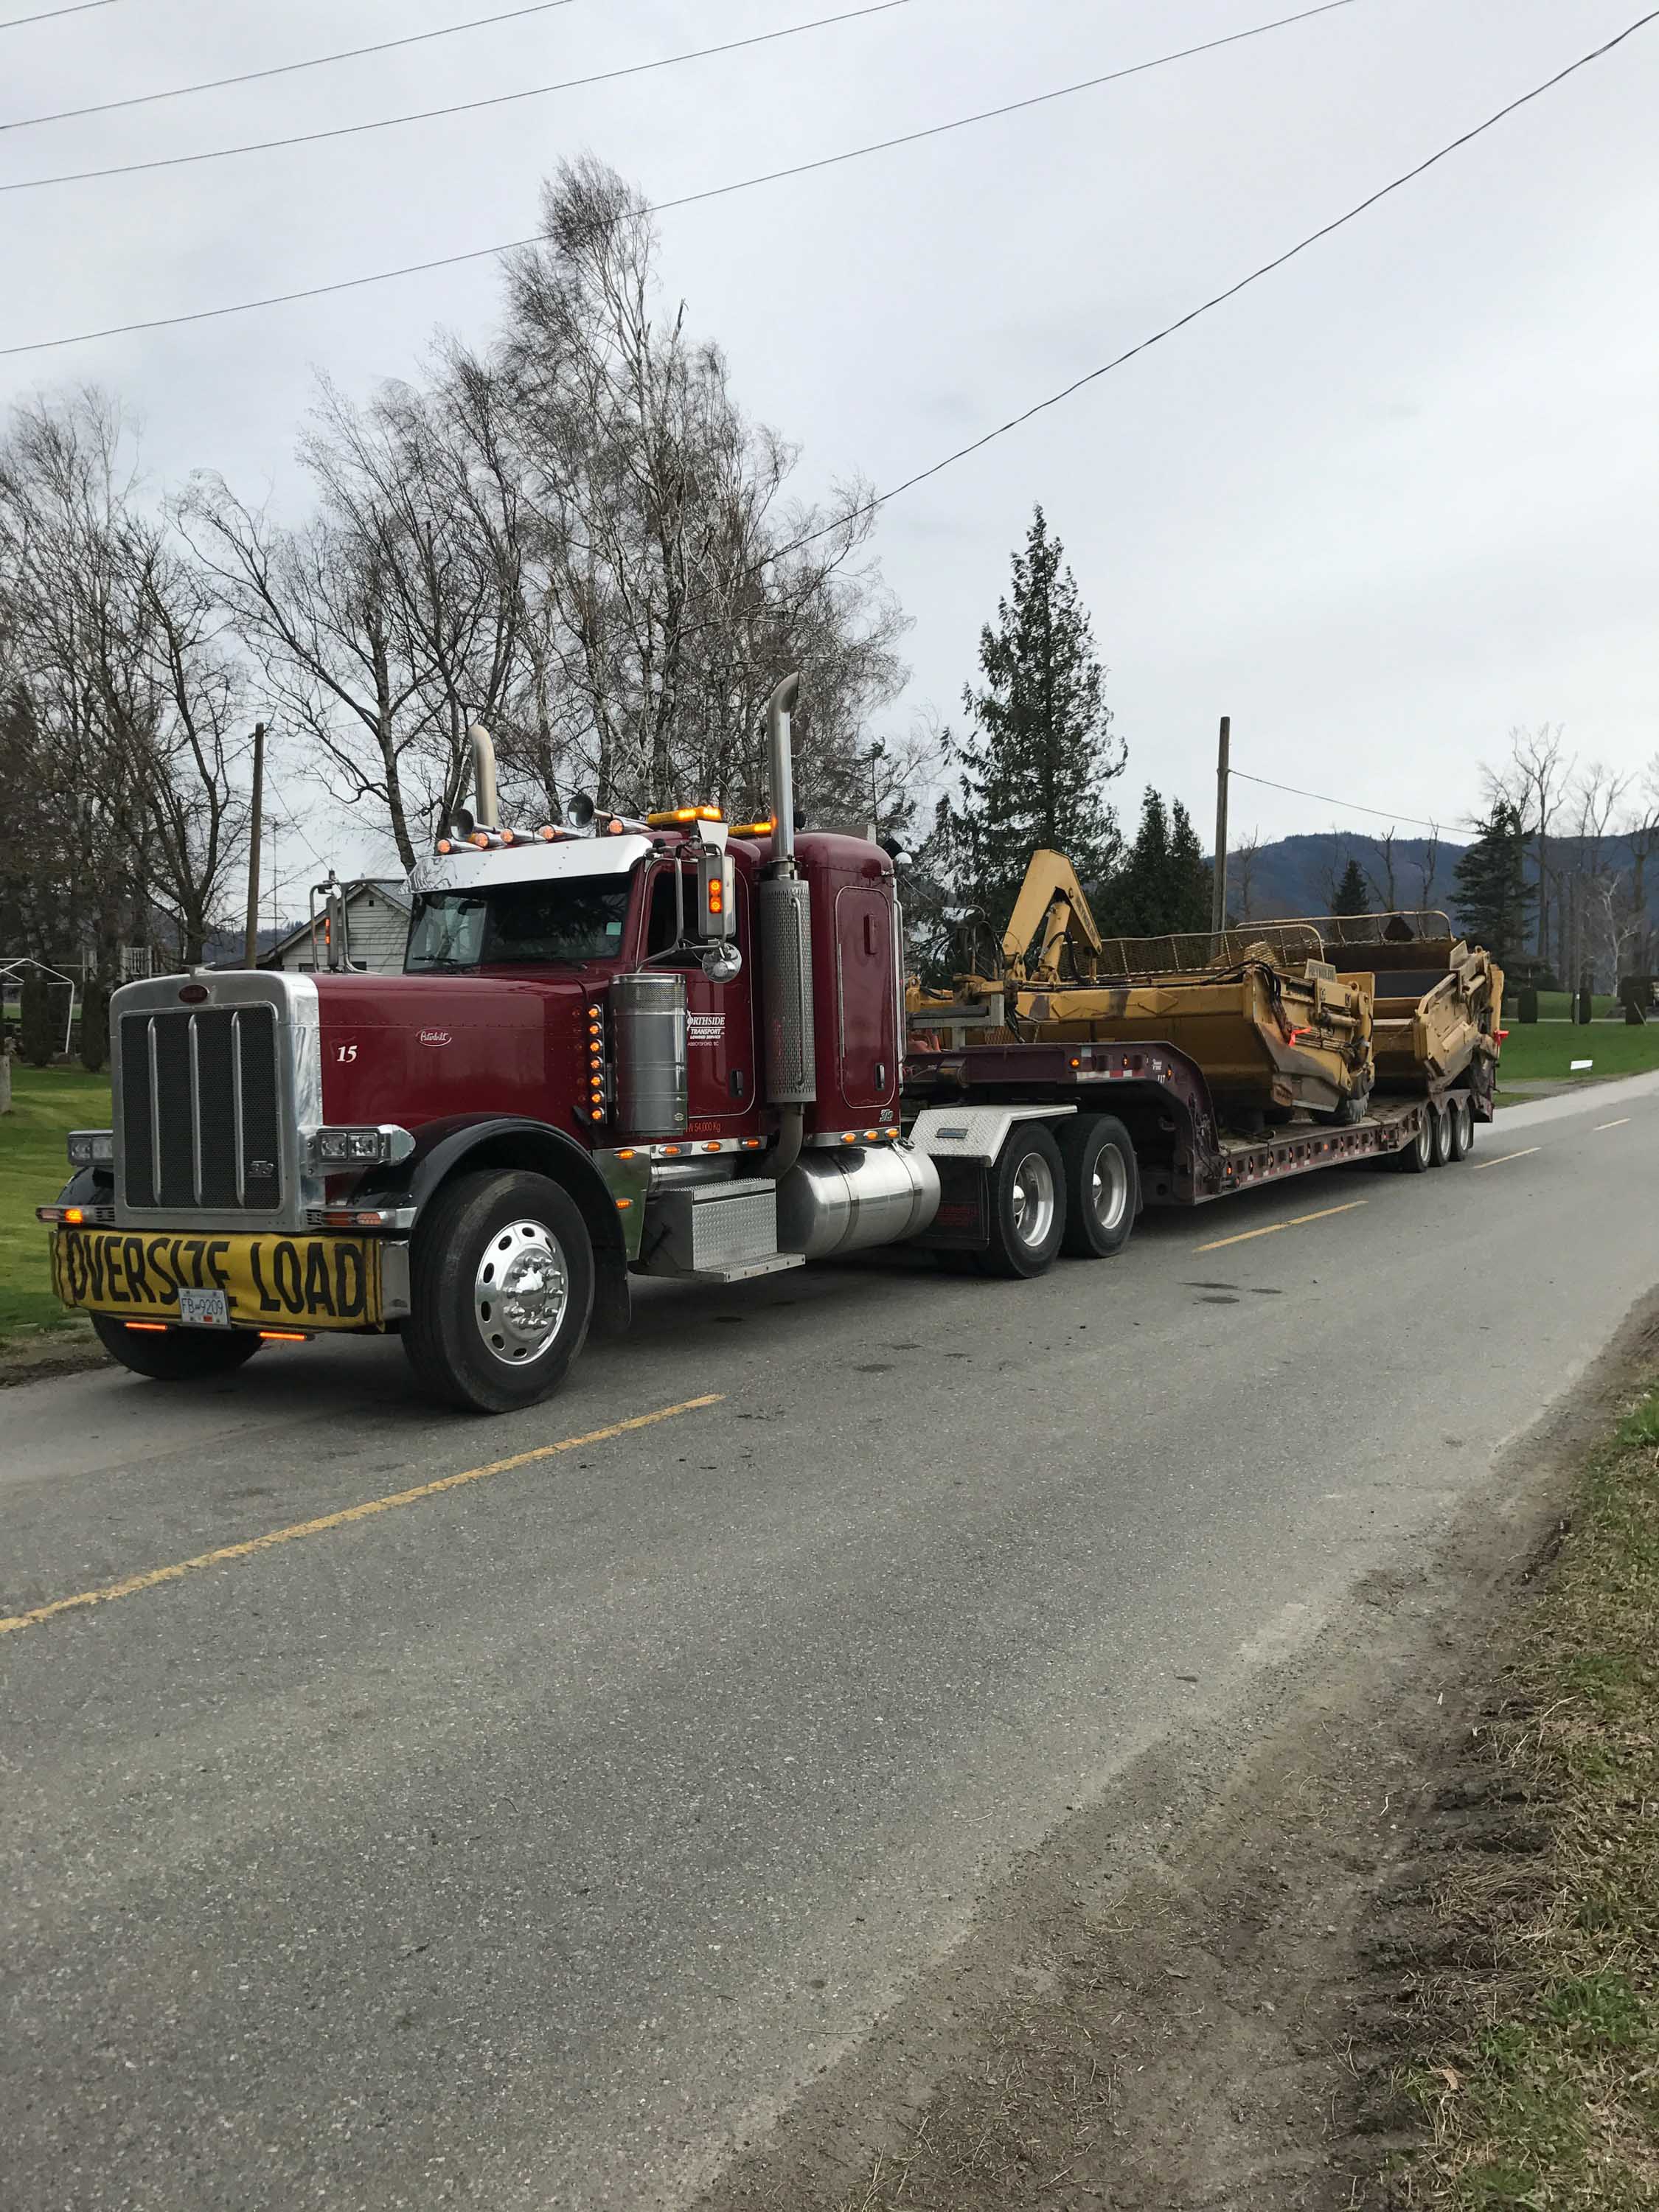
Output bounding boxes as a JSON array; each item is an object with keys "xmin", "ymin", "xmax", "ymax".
[{"xmin": 43, "ymin": 677, "xmax": 946, "ymax": 1411}]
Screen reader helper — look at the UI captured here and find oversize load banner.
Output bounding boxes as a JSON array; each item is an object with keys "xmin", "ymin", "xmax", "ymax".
[{"xmin": 51, "ymin": 1228, "xmax": 383, "ymax": 1330}]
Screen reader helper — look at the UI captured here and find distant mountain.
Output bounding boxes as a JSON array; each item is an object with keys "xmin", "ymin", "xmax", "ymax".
[{"xmin": 1225, "ymin": 833, "xmax": 1465, "ymax": 925}]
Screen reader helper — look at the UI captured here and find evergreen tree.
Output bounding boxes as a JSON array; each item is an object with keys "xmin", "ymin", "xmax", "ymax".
[
  {"xmin": 1165, "ymin": 799, "xmax": 1214, "ymax": 933},
  {"xmin": 949, "ymin": 506, "xmax": 1124, "ymax": 927},
  {"xmin": 1098, "ymin": 789, "xmax": 1211, "ymax": 938},
  {"xmin": 80, "ymin": 971, "xmax": 111, "ymax": 1074},
  {"xmin": 1331, "ymin": 857, "xmax": 1369, "ymax": 917},
  {"xmin": 1453, "ymin": 800, "xmax": 1534, "ymax": 965}
]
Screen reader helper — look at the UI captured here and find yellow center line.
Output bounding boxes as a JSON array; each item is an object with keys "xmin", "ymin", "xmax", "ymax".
[
  {"xmin": 1473, "ymin": 1146, "xmax": 1541, "ymax": 1171},
  {"xmin": 0, "ymin": 1394, "xmax": 723, "ymax": 1641},
  {"xmin": 1194, "ymin": 1197, "xmax": 1368, "ymax": 1255},
  {"xmin": 1594, "ymin": 1118, "xmax": 1630, "ymax": 1131}
]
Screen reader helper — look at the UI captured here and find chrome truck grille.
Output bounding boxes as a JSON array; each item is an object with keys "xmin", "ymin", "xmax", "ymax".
[
  {"xmin": 111, "ymin": 973, "xmax": 321, "ymax": 1231},
  {"xmin": 119, "ymin": 1006, "xmax": 282, "ymax": 1211}
]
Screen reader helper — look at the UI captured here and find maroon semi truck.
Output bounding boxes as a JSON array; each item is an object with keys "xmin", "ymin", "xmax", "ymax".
[{"xmin": 41, "ymin": 676, "xmax": 1459, "ymax": 1411}]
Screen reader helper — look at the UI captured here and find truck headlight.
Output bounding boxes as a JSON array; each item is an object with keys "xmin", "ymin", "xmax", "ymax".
[
  {"xmin": 66, "ymin": 1130, "xmax": 114, "ymax": 1169},
  {"xmin": 309, "ymin": 1125, "xmax": 414, "ymax": 1166}
]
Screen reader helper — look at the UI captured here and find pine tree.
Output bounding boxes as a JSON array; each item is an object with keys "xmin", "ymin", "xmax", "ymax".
[
  {"xmin": 950, "ymin": 506, "xmax": 1124, "ymax": 927},
  {"xmin": 1331, "ymin": 858, "xmax": 1369, "ymax": 917},
  {"xmin": 1165, "ymin": 799, "xmax": 1214, "ymax": 933},
  {"xmin": 1453, "ymin": 800, "xmax": 1534, "ymax": 965},
  {"xmin": 1096, "ymin": 790, "xmax": 1214, "ymax": 939}
]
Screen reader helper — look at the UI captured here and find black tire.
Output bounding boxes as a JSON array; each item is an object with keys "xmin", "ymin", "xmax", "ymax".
[
  {"xmin": 1445, "ymin": 1094, "xmax": 1473, "ymax": 1161},
  {"xmin": 403, "ymin": 1169, "xmax": 594, "ymax": 1413},
  {"xmin": 1427, "ymin": 1102, "xmax": 1451, "ymax": 1167},
  {"xmin": 1057, "ymin": 1113, "xmax": 1138, "ymax": 1259},
  {"xmin": 93, "ymin": 1312, "xmax": 263, "ymax": 1381},
  {"xmin": 1394, "ymin": 1111, "xmax": 1434, "ymax": 1175},
  {"xmin": 975, "ymin": 1123, "xmax": 1066, "ymax": 1280}
]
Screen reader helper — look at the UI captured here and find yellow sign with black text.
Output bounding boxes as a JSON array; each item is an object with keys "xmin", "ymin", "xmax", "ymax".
[{"xmin": 50, "ymin": 1227, "xmax": 383, "ymax": 1332}]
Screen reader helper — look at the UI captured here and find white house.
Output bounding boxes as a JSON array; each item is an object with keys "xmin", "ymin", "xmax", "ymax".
[{"xmin": 261, "ymin": 879, "xmax": 412, "ymax": 976}]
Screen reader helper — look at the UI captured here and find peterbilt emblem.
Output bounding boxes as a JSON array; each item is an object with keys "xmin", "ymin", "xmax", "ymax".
[{"xmin": 419, "ymin": 1029, "xmax": 452, "ymax": 1048}]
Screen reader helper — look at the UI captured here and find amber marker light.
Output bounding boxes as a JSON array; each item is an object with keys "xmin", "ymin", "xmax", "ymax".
[
  {"xmin": 437, "ymin": 838, "xmax": 453, "ymax": 855},
  {"xmin": 62, "ymin": 1206, "xmax": 85, "ymax": 1225},
  {"xmin": 125, "ymin": 1321, "xmax": 169, "ymax": 1333},
  {"xmin": 259, "ymin": 1330, "xmax": 307, "ymax": 1343}
]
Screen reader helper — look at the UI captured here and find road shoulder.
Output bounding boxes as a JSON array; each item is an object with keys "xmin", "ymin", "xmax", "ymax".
[{"xmin": 695, "ymin": 1292, "xmax": 1659, "ymax": 2212}]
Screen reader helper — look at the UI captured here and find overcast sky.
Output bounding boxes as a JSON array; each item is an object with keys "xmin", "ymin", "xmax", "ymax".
[{"xmin": 4, "ymin": 0, "xmax": 1656, "ymax": 907}]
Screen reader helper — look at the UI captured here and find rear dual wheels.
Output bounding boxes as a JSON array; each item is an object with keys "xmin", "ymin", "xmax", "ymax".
[
  {"xmin": 976, "ymin": 1115, "xmax": 1138, "ymax": 1278},
  {"xmin": 1057, "ymin": 1113, "xmax": 1138, "ymax": 1259}
]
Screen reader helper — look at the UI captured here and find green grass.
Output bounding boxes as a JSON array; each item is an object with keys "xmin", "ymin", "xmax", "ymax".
[
  {"xmin": 0, "ymin": 1065, "xmax": 111, "ymax": 1343},
  {"xmin": 1405, "ymin": 1381, "xmax": 1659, "ymax": 2208},
  {"xmin": 1494, "ymin": 1021, "xmax": 1659, "ymax": 1085}
]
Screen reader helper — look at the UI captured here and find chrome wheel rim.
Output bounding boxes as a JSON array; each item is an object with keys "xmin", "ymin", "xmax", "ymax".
[
  {"xmin": 1011, "ymin": 1150, "xmax": 1056, "ymax": 1251},
  {"xmin": 1460, "ymin": 1099, "xmax": 1474, "ymax": 1150},
  {"xmin": 1417, "ymin": 1119, "xmax": 1433, "ymax": 1164},
  {"xmin": 1089, "ymin": 1143, "xmax": 1130, "ymax": 1236},
  {"xmin": 473, "ymin": 1220, "xmax": 568, "ymax": 1366}
]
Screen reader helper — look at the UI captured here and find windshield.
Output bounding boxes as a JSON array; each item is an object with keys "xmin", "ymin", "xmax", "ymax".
[{"xmin": 406, "ymin": 879, "xmax": 631, "ymax": 971}]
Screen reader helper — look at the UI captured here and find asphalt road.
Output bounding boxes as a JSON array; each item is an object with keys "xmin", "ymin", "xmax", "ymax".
[{"xmin": 4, "ymin": 1074, "xmax": 1657, "ymax": 2211}]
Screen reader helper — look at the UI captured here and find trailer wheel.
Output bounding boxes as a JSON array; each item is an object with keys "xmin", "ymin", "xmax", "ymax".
[
  {"xmin": 403, "ymin": 1169, "xmax": 593, "ymax": 1413},
  {"xmin": 1445, "ymin": 1095, "xmax": 1474, "ymax": 1161},
  {"xmin": 93, "ymin": 1314, "xmax": 264, "ymax": 1382},
  {"xmin": 976, "ymin": 1124, "xmax": 1066, "ymax": 1279},
  {"xmin": 1394, "ymin": 1111, "xmax": 1435, "ymax": 1175},
  {"xmin": 1428, "ymin": 1102, "xmax": 1452, "ymax": 1167},
  {"xmin": 1057, "ymin": 1114, "xmax": 1138, "ymax": 1259}
]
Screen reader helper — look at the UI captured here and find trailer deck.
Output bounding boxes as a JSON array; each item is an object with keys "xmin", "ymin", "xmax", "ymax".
[{"xmin": 902, "ymin": 1037, "xmax": 1476, "ymax": 1206}]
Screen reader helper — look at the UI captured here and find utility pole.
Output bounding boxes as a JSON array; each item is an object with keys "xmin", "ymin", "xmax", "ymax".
[
  {"xmin": 1210, "ymin": 714, "xmax": 1231, "ymax": 935},
  {"xmin": 243, "ymin": 720, "xmax": 266, "ymax": 970}
]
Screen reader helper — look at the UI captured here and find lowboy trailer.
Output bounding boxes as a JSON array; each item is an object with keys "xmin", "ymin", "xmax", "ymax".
[{"xmin": 40, "ymin": 677, "xmax": 1496, "ymax": 1412}]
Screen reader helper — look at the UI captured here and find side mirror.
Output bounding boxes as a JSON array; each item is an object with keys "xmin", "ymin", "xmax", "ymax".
[
  {"xmin": 701, "ymin": 945, "xmax": 742, "ymax": 984},
  {"xmin": 566, "ymin": 791, "xmax": 596, "ymax": 830}
]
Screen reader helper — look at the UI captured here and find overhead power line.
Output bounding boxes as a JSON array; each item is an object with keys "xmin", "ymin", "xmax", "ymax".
[
  {"xmin": 0, "ymin": 0, "xmax": 919, "ymax": 193},
  {"xmin": 1231, "ymin": 771, "xmax": 1450, "ymax": 832},
  {"xmin": 1, "ymin": 0, "xmax": 118, "ymax": 25},
  {"xmin": 758, "ymin": 3, "xmax": 1659, "ymax": 568},
  {"xmin": 2, "ymin": 0, "xmax": 578, "ymax": 134},
  {"xmin": 1, "ymin": 0, "xmax": 1367, "ymax": 354}
]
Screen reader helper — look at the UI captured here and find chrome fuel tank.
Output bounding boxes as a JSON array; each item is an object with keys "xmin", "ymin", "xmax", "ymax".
[{"xmin": 774, "ymin": 1143, "xmax": 939, "ymax": 1260}]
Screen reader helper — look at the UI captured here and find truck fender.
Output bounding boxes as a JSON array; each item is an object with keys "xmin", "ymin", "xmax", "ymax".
[
  {"xmin": 906, "ymin": 1102, "xmax": 1077, "ymax": 1163},
  {"xmin": 373, "ymin": 1117, "xmax": 632, "ymax": 1340}
]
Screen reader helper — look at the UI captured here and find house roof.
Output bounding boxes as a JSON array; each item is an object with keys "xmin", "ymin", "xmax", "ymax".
[{"xmin": 259, "ymin": 877, "xmax": 411, "ymax": 966}]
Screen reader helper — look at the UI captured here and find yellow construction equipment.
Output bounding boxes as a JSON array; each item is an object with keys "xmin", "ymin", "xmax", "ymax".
[
  {"xmin": 1274, "ymin": 911, "xmax": 1503, "ymax": 1098},
  {"xmin": 917, "ymin": 851, "xmax": 1377, "ymax": 1123}
]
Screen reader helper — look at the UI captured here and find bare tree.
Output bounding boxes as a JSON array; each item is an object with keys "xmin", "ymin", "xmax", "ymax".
[
  {"xmin": 478, "ymin": 158, "xmax": 908, "ymax": 823},
  {"xmin": 1363, "ymin": 826, "xmax": 1399, "ymax": 912},
  {"xmin": 0, "ymin": 390, "xmax": 249, "ymax": 965},
  {"xmin": 1229, "ymin": 826, "xmax": 1262, "ymax": 922},
  {"xmin": 1485, "ymin": 723, "xmax": 1572, "ymax": 964}
]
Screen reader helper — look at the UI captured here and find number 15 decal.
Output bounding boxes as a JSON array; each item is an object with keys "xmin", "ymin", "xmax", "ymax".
[{"xmin": 335, "ymin": 1042, "xmax": 358, "ymax": 1062}]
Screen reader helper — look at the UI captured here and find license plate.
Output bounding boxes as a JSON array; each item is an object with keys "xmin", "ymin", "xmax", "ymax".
[{"xmin": 50, "ymin": 1228, "xmax": 383, "ymax": 1332}]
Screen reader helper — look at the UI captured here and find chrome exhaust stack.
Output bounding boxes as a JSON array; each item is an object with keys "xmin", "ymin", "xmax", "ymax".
[
  {"xmin": 757, "ymin": 674, "xmax": 815, "ymax": 1176},
  {"xmin": 468, "ymin": 720, "xmax": 500, "ymax": 832}
]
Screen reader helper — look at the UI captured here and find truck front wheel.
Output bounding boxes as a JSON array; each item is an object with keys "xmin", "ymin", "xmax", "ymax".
[
  {"xmin": 93, "ymin": 1314, "xmax": 263, "ymax": 1381},
  {"xmin": 976, "ymin": 1124, "xmax": 1067, "ymax": 1279},
  {"xmin": 404, "ymin": 1169, "xmax": 594, "ymax": 1413},
  {"xmin": 1057, "ymin": 1114, "xmax": 1138, "ymax": 1259}
]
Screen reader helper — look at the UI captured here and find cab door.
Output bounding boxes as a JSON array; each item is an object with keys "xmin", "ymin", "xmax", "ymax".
[
  {"xmin": 641, "ymin": 862, "xmax": 758, "ymax": 1133},
  {"xmin": 835, "ymin": 885, "xmax": 899, "ymax": 1112}
]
